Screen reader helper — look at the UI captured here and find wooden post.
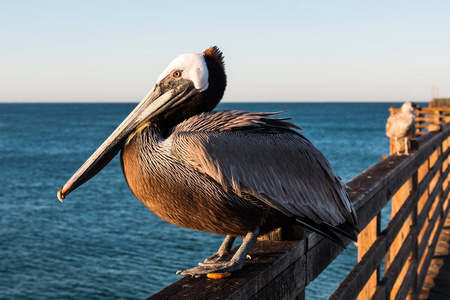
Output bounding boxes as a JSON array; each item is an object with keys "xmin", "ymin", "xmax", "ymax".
[
  {"xmin": 408, "ymin": 172, "xmax": 419, "ymax": 300},
  {"xmin": 417, "ymin": 161, "xmax": 430, "ymax": 214},
  {"xmin": 387, "ymin": 177, "xmax": 414, "ymax": 299},
  {"xmin": 428, "ymin": 110, "xmax": 442, "ymax": 132},
  {"xmin": 442, "ymin": 137, "xmax": 450, "ymax": 212},
  {"xmin": 418, "ymin": 146, "xmax": 441, "ymax": 281},
  {"xmin": 357, "ymin": 213, "xmax": 380, "ymax": 300},
  {"xmin": 415, "ymin": 161, "xmax": 430, "ymax": 298},
  {"xmin": 258, "ymin": 224, "xmax": 306, "ymax": 299}
]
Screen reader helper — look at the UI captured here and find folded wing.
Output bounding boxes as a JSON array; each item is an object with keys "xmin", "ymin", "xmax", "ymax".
[{"xmin": 169, "ymin": 110, "xmax": 357, "ymax": 227}]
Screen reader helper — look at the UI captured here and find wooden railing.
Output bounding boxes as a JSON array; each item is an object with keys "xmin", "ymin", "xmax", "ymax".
[
  {"xmin": 149, "ymin": 124, "xmax": 450, "ymax": 300},
  {"xmin": 388, "ymin": 106, "xmax": 450, "ymax": 136},
  {"xmin": 332, "ymin": 125, "xmax": 450, "ymax": 299}
]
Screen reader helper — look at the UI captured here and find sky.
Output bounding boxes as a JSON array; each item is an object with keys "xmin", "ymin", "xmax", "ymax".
[{"xmin": 1, "ymin": 1, "xmax": 449, "ymax": 103}]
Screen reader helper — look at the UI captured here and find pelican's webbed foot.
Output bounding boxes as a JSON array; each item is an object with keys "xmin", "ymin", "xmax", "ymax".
[
  {"xmin": 176, "ymin": 228, "xmax": 259, "ymax": 277},
  {"xmin": 176, "ymin": 259, "xmax": 243, "ymax": 276}
]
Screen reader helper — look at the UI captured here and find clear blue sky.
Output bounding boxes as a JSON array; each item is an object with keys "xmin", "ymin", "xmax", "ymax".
[{"xmin": 1, "ymin": 1, "xmax": 449, "ymax": 102}]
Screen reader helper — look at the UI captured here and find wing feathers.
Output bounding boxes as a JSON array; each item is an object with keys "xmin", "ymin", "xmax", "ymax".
[
  {"xmin": 386, "ymin": 112, "xmax": 415, "ymax": 139},
  {"xmin": 169, "ymin": 111, "xmax": 357, "ymax": 228}
]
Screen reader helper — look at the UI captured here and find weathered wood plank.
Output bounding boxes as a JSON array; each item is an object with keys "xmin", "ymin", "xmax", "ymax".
[
  {"xmin": 306, "ymin": 236, "xmax": 352, "ymax": 285},
  {"xmin": 419, "ymin": 209, "xmax": 450, "ymax": 299},
  {"xmin": 416, "ymin": 202, "xmax": 450, "ymax": 299},
  {"xmin": 304, "ymin": 142, "xmax": 441, "ymax": 282},
  {"xmin": 358, "ymin": 215, "xmax": 380, "ymax": 300},
  {"xmin": 330, "ymin": 134, "xmax": 450, "ymax": 300},
  {"xmin": 329, "ymin": 237, "xmax": 387, "ymax": 300},
  {"xmin": 348, "ymin": 126, "xmax": 450, "ymax": 228},
  {"xmin": 248, "ymin": 255, "xmax": 306, "ymax": 300},
  {"xmin": 372, "ymin": 231, "xmax": 415, "ymax": 299},
  {"xmin": 373, "ymin": 180, "xmax": 448, "ymax": 299},
  {"xmin": 417, "ymin": 182, "xmax": 450, "ymax": 261},
  {"xmin": 148, "ymin": 240, "xmax": 305, "ymax": 300},
  {"xmin": 417, "ymin": 167, "xmax": 450, "ymax": 238},
  {"xmin": 329, "ymin": 188, "xmax": 418, "ymax": 300},
  {"xmin": 386, "ymin": 176, "xmax": 413, "ymax": 296},
  {"xmin": 395, "ymin": 259, "xmax": 418, "ymax": 300},
  {"xmin": 296, "ymin": 126, "xmax": 450, "ymax": 299}
]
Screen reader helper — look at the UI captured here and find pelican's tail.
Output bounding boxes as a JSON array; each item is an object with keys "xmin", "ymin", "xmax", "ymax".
[{"xmin": 295, "ymin": 217, "xmax": 358, "ymax": 249}]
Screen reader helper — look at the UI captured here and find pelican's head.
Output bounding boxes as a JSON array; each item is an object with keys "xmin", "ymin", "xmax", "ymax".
[
  {"xmin": 57, "ymin": 46, "xmax": 226, "ymax": 201},
  {"xmin": 157, "ymin": 53, "xmax": 209, "ymax": 92},
  {"xmin": 401, "ymin": 101, "xmax": 421, "ymax": 113}
]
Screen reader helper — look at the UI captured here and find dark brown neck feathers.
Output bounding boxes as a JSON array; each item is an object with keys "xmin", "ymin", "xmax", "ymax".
[{"xmin": 158, "ymin": 46, "xmax": 227, "ymax": 137}]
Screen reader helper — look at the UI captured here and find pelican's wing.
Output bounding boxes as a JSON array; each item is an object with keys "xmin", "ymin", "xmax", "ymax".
[
  {"xmin": 169, "ymin": 111, "xmax": 357, "ymax": 227},
  {"xmin": 386, "ymin": 113, "xmax": 414, "ymax": 138},
  {"xmin": 386, "ymin": 114, "xmax": 396, "ymax": 136}
]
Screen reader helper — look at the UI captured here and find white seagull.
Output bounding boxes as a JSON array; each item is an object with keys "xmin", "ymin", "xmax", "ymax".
[{"xmin": 386, "ymin": 101, "xmax": 420, "ymax": 155}]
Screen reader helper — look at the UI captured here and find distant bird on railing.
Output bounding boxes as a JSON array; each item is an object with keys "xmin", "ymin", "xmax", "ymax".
[
  {"xmin": 386, "ymin": 101, "xmax": 421, "ymax": 155},
  {"xmin": 57, "ymin": 46, "xmax": 358, "ymax": 276}
]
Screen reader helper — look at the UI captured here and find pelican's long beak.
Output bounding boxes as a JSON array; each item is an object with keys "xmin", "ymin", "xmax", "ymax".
[{"xmin": 57, "ymin": 80, "xmax": 199, "ymax": 201}]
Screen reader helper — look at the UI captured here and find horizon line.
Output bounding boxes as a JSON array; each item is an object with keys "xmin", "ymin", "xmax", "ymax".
[{"xmin": 0, "ymin": 100, "xmax": 430, "ymax": 104}]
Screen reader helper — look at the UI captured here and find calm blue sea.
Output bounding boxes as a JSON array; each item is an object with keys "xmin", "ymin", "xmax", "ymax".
[{"xmin": 0, "ymin": 102, "xmax": 417, "ymax": 299}]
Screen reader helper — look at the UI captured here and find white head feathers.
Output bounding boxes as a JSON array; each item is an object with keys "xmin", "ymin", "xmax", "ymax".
[
  {"xmin": 157, "ymin": 53, "xmax": 209, "ymax": 92},
  {"xmin": 401, "ymin": 101, "xmax": 415, "ymax": 113}
]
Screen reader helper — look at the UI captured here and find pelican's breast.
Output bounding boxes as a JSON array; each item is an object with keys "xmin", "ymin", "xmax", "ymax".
[{"xmin": 120, "ymin": 126, "xmax": 266, "ymax": 237}]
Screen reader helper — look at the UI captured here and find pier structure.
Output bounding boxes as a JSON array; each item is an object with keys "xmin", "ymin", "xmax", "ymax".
[{"xmin": 148, "ymin": 103, "xmax": 450, "ymax": 300}]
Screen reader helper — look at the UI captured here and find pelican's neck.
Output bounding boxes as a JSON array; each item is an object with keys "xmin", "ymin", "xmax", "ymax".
[
  {"xmin": 121, "ymin": 124, "xmax": 165, "ymax": 191},
  {"xmin": 125, "ymin": 123, "xmax": 164, "ymax": 149},
  {"xmin": 401, "ymin": 110, "xmax": 415, "ymax": 118}
]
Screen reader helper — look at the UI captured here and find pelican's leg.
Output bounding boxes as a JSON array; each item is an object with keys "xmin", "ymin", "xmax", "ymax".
[
  {"xmin": 177, "ymin": 227, "xmax": 259, "ymax": 276},
  {"xmin": 394, "ymin": 137, "xmax": 400, "ymax": 155},
  {"xmin": 404, "ymin": 138, "xmax": 410, "ymax": 155},
  {"xmin": 203, "ymin": 235, "xmax": 236, "ymax": 263}
]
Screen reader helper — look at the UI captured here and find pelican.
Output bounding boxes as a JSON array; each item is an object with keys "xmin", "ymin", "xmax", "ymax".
[
  {"xmin": 386, "ymin": 101, "xmax": 420, "ymax": 155},
  {"xmin": 57, "ymin": 46, "xmax": 358, "ymax": 276}
]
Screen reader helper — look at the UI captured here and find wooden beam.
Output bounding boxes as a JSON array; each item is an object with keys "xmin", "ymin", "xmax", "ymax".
[
  {"xmin": 372, "ymin": 233, "xmax": 415, "ymax": 300},
  {"xmin": 330, "ymin": 140, "xmax": 450, "ymax": 300},
  {"xmin": 357, "ymin": 214, "xmax": 380, "ymax": 300},
  {"xmin": 148, "ymin": 240, "xmax": 305, "ymax": 300},
  {"xmin": 416, "ymin": 201, "xmax": 450, "ymax": 297}
]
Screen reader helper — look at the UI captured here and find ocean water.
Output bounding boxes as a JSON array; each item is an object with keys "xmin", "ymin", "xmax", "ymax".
[{"xmin": 0, "ymin": 102, "xmax": 412, "ymax": 299}]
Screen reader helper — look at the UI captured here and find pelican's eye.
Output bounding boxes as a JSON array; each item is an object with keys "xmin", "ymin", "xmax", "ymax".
[{"xmin": 171, "ymin": 70, "xmax": 183, "ymax": 78}]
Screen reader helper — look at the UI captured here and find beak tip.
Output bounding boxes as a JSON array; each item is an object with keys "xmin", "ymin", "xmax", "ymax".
[{"xmin": 57, "ymin": 189, "xmax": 65, "ymax": 202}]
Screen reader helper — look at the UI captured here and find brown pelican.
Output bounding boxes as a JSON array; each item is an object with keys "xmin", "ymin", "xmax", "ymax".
[
  {"xmin": 386, "ymin": 101, "xmax": 420, "ymax": 155},
  {"xmin": 57, "ymin": 46, "xmax": 358, "ymax": 276}
]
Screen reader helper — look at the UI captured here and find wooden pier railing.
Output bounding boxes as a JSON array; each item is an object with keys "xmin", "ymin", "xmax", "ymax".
[
  {"xmin": 388, "ymin": 106, "xmax": 450, "ymax": 136},
  {"xmin": 332, "ymin": 122, "xmax": 450, "ymax": 299},
  {"xmin": 149, "ymin": 116, "xmax": 450, "ymax": 300}
]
